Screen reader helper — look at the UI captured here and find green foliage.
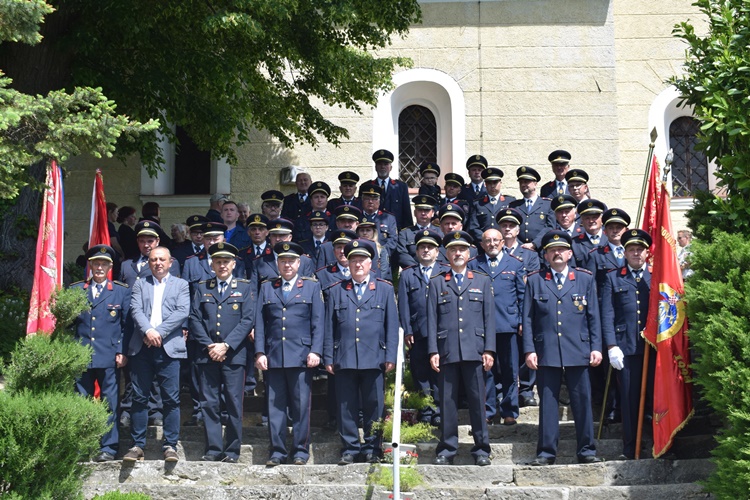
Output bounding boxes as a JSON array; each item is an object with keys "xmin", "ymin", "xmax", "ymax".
[
  {"xmin": 50, "ymin": 286, "xmax": 90, "ymax": 337},
  {"xmin": 672, "ymin": 0, "xmax": 750, "ymax": 213},
  {"xmin": 0, "ymin": 390, "xmax": 110, "ymax": 499},
  {"xmin": 684, "ymin": 190, "xmax": 749, "ymax": 242},
  {"xmin": 2, "ymin": 334, "xmax": 92, "ymax": 395},
  {"xmin": 0, "ymin": 289, "xmax": 28, "ymax": 367},
  {"xmin": 0, "ymin": 0, "xmax": 53, "ymax": 45},
  {"xmin": 373, "ymin": 418, "xmax": 435, "ymax": 444},
  {"xmin": 383, "ymin": 362, "xmax": 433, "ymax": 410},
  {"xmin": 684, "ymin": 231, "xmax": 750, "ymax": 497},
  {"xmin": 367, "ymin": 464, "xmax": 424, "ymax": 492},
  {"xmin": 92, "ymin": 493, "xmax": 152, "ymax": 500}
]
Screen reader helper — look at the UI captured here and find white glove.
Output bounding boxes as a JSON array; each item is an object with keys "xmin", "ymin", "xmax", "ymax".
[{"xmin": 608, "ymin": 346, "xmax": 625, "ymax": 371}]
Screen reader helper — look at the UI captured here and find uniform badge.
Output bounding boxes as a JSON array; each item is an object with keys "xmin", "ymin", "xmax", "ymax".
[
  {"xmin": 540, "ymin": 214, "xmax": 545, "ymax": 219},
  {"xmin": 110, "ymin": 310, "xmax": 117, "ymax": 317},
  {"xmin": 232, "ymin": 304, "xmax": 239, "ymax": 310},
  {"xmin": 578, "ymin": 305, "xmax": 584, "ymax": 311}
]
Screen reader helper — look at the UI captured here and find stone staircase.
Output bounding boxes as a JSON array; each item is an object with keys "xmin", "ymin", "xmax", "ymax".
[{"xmin": 82, "ymin": 380, "xmax": 718, "ymax": 499}]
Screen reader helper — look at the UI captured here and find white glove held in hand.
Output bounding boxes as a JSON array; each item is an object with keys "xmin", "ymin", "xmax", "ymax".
[{"xmin": 608, "ymin": 346, "xmax": 625, "ymax": 370}]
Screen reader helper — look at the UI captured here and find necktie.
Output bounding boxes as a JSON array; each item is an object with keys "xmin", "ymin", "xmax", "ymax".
[
  {"xmin": 489, "ymin": 257, "xmax": 499, "ymax": 268},
  {"xmin": 557, "ymin": 181, "xmax": 565, "ymax": 194},
  {"xmin": 633, "ymin": 270, "xmax": 642, "ymax": 282},
  {"xmin": 315, "ymin": 240, "xmax": 322, "ymax": 248},
  {"xmin": 490, "ymin": 197, "xmax": 497, "ymax": 205},
  {"xmin": 455, "ymin": 273, "xmax": 463, "ymax": 288},
  {"xmin": 193, "ymin": 244, "xmax": 201, "ymax": 254},
  {"xmin": 503, "ymin": 247, "xmax": 511, "ymax": 255},
  {"xmin": 615, "ymin": 246, "xmax": 624, "ymax": 263},
  {"xmin": 380, "ymin": 179, "xmax": 387, "ymax": 192},
  {"xmin": 355, "ymin": 282, "xmax": 365, "ymax": 300},
  {"xmin": 137, "ymin": 256, "xmax": 147, "ymax": 272},
  {"xmin": 342, "ymin": 267, "xmax": 350, "ymax": 277},
  {"xmin": 255, "ymin": 245, "xmax": 262, "ymax": 257},
  {"xmin": 421, "ymin": 266, "xmax": 432, "ymax": 283},
  {"xmin": 299, "ymin": 194, "xmax": 305, "ymax": 203},
  {"xmin": 94, "ymin": 283, "xmax": 103, "ymax": 299},
  {"xmin": 282, "ymin": 281, "xmax": 292, "ymax": 299},
  {"xmin": 591, "ymin": 235, "xmax": 600, "ymax": 245},
  {"xmin": 555, "ymin": 272, "xmax": 563, "ymax": 289},
  {"xmin": 219, "ymin": 281, "xmax": 227, "ymax": 297},
  {"xmin": 475, "ymin": 185, "xmax": 480, "ymax": 194},
  {"xmin": 526, "ymin": 199, "xmax": 533, "ymax": 213}
]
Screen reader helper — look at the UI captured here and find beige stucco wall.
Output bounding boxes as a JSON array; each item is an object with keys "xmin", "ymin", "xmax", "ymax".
[{"xmin": 62, "ymin": 0, "xmax": 704, "ymax": 264}]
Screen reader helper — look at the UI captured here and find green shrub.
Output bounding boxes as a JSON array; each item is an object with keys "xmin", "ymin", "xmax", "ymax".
[
  {"xmin": 0, "ymin": 390, "xmax": 110, "ymax": 499},
  {"xmin": 0, "ymin": 290, "xmax": 28, "ymax": 367},
  {"xmin": 50, "ymin": 286, "xmax": 91, "ymax": 338},
  {"xmin": 373, "ymin": 418, "xmax": 435, "ymax": 444},
  {"xmin": 685, "ymin": 231, "xmax": 750, "ymax": 498},
  {"xmin": 2, "ymin": 334, "xmax": 92, "ymax": 395},
  {"xmin": 367, "ymin": 464, "xmax": 424, "ymax": 492},
  {"xmin": 92, "ymin": 493, "xmax": 152, "ymax": 500}
]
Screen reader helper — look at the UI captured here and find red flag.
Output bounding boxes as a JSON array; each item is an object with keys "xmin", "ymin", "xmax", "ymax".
[
  {"xmin": 27, "ymin": 161, "xmax": 65, "ymax": 335},
  {"xmin": 88, "ymin": 169, "xmax": 111, "ymax": 279},
  {"xmin": 643, "ymin": 180, "xmax": 693, "ymax": 458},
  {"xmin": 641, "ymin": 154, "xmax": 661, "ymax": 245}
]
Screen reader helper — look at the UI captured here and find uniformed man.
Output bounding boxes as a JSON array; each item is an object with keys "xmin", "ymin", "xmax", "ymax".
[
  {"xmin": 327, "ymin": 171, "xmax": 362, "ymax": 211},
  {"xmin": 293, "ymin": 181, "xmax": 333, "ymax": 243},
  {"xmin": 417, "ymin": 162, "xmax": 442, "ymax": 204},
  {"xmin": 120, "ymin": 220, "xmax": 180, "ymax": 288},
  {"xmin": 250, "ymin": 218, "xmax": 316, "ymax": 291},
  {"xmin": 460, "ymin": 155, "xmax": 488, "ymax": 203},
  {"xmin": 316, "ymin": 229, "xmax": 357, "ymax": 293},
  {"xmin": 239, "ymin": 213, "xmax": 271, "ymax": 261},
  {"xmin": 395, "ymin": 195, "xmax": 442, "ymax": 269},
  {"xmin": 188, "ymin": 242, "xmax": 255, "ymax": 463},
  {"xmin": 566, "ymin": 168, "xmax": 591, "ymax": 202},
  {"xmin": 530, "ymin": 195, "xmax": 583, "ymax": 256},
  {"xmin": 372, "ymin": 149, "xmax": 413, "ymax": 230},
  {"xmin": 359, "ymin": 181, "xmax": 399, "ymax": 257},
  {"xmin": 442, "ymin": 173, "xmax": 471, "ymax": 216},
  {"xmin": 399, "ymin": 230, "xmax": 443, "ymax": 425},
  {"xmin": 427, "ymin": 231, "xmax": 495, "ymax": 466},
  {"xmin": 260, "ymin": 190, "xmax": 284, "ymax": 221},
  {"xmin": 356, "ymin": 217, "xmax": 391, "ymax": 281},
  {"xmin": 467, "ymin": 167, "xmax": 516, "ymax": 243},
  {"xmin": 435, "ymin": 203, "xmax": 478, "ymax": 265},
  {"xmin": 523, "ymin": 230, "xmax": 603, "ymax": 465},
  {"xmin": 299, "ymin": 210, "xmax": 330, "ymax": 260},
  {"xmin": 508, "ymin": 167, "xmax": 555, "ymax": 244},
  {"xmin": 281, "ymin": 172, "xmax": 312, "ymax": 222},
  {"xmin": 572, "ymin": 199, "xmax": 608, "ymax": 267},
  {"xmin": 600, "ymin": 229, "xmax": 652, "ymax": 460},
  {"xmin": 72, "ymin": 245, "xmax": 130, "ymax": 462},
  {"xmin": 255, "ymin": 242, "xmax": 324, "ymax": 466},
  {"xmin": 468, "ymin": 227, "xmax": 526, "ymax": 426},
  {"xmin": 314, "ymin": 205, "xmax": 361, "ymax": 269},
  {"xmin": 172, "ymin": 215, "xmax": 209, "ymax": 271},
  {"xmin": 496, "ymin": 208, "xmax": 541, "ymax": 273},
  {"xmin": 586, "ymin": 208, "xmax": 631, "ymax": 289},
  {"xmin": 324, "ymin": 239, "xmax": 398, "ymax": 464},
  {"xmin": 539, "ymin": 149, "xmax": 572, "ymax": 198}
]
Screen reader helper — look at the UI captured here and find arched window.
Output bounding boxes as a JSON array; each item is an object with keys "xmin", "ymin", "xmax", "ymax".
[
  {"xmin": 669, "ymin": 116, "xmax": 709, "ymax": 197},
  {"xmin": 174, "ymin": 126, "xmax": 211, "ymax": 195},
  {"xmin": 398, "ymin": 105, "xmax": 438, "ymax": 188}
]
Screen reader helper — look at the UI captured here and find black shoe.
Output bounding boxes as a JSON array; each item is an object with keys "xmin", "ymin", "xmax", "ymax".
[
  {"xmin": 530, "ymin": 456, "xmax": 555, "ymax": 466},
  {"xmin": 293, "ymin": 457, "xmax": 307, "ymax": 465},
  {"xmin": 201, "ymin": 454, "xmax": 222, "ymax": 462},
  {"xmin": 148, "ymin": 417, "xmax": 164, "ymax": 426},
  {"xmin": 431, "ymin": 416, "xmax": 442, "ymax": 426},
  {"xmin": 433, "ymin": 455, "xmax": 454, "ymax": 465},
  {"xmin": 577, "ymin": 455, "xmax": 604, "ymax": 464},
  {"xmin": 486, "ymin": 418, "xmax": 494, "ymax": 426},
  {"xmin": 365, "ymin": 453, "xmax": 380, "ymax": 464},
  {"xmin": 475, "ymin": 456, "xmax": 491, "ymax": 466},
  {"xmin": 338, "ymin": 453, "xmax": 355, "ymax": 465},
  {"xmin": 184, "ymin": 416, "xmax": 204, "ymax": 427},
  {"xmin": 257, "ymin": 420, "xmax": 268, "ymax": 427},
  {"xmin": 616, "ymin": 454, "xmax": 633, "ymax": 461},
  {"xmin": 266, "ymin": 457, "xmax": 281, "ymax": 467},
  {"xmin": 521, "ymin": 397, "xmax": 539, "ymax": 407},
  {"xmin": 93, "ymin": 452, "xmax": 116, "ymax": 462},
  {"xmin": 221, "ymin": 456, "xmax": 238, "ymax": 464}
]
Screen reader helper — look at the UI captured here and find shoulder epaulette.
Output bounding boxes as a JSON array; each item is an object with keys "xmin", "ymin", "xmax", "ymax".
[
  {"xmin": 588, "ymin": 246, "xmax": 599, "ymax": 254},
  {"xmin": 526, "ymin": 269, "xmax": 543, "ymax": 277},
  {"xmin": 607, "ymin": 267, "xmax": 621, "ymax": 274},
  {"xmin": 403, "ymin": 264, "xmax": 419, "ymax": 270},
  {"xmin": 235, "ymin": 278, "xmax": 250, "ymax": 283},
  {"xmin": 430, "ymin": 270, "xmax": 448, "ymax": 279},
  {"xmin": 315, "ymin": 265, "xmax": 328, "ymax": 273},
  {"xmin": 541, "ymin": 196, "xmax": 552, "ymax": 201},
  {"xmin": 324, "ymin": 279, "xmax": 344, "ymax": 290},
  {"xmin": 113, "ymin": 280, "xmax": 129, "ymax": 288},
  {"xmin": 185, "ymin": 254, "xmax": 198, "ymax": 260},
  {"xmin": 376, "ymin": 278, "xmax": 394, "ymax": 286},
  {"xmin": 198, "ymin": 279, "xmax": 208, "ymax": 285},
  {"xmin": 508, "ymin": 253, "xmax": 524, "ymax": 263},
  {"xmin": 471, "ymin": 269, "xmax": 489, "ymax": 277},
  {"xmin": 70, "ymin": 280, "xmax": 85, "ymax": 286},
  {"xmin": 301, "ymin": 276, "xmax": 318, "ymax": 282},
  {"xmin": 574, "ymin": 267, "xmax": 593, "ymax": 275}
]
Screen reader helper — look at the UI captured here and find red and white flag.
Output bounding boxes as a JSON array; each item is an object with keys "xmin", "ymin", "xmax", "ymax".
[
  {"xmin": 27, "ymin": 161, "xmax": 64, "ymax": 335},
  {"xmin": 87, "ymin": 169, "xmax": 111, "ymax": 279}
]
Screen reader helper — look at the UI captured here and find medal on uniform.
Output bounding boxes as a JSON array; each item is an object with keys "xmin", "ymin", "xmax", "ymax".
[
  {"xmin": 540, "ymin": 214, "xmax": 545, "ymax": 219},
  {"xmin": 110, "ymin": 310, "xmax": 117, "ymax": 317},
  {"xmin": 582, "ymin": 298, "xmax": 587, "ymax": 306},
  {"xmin": 574, "ymin": 300, "xmax": 579, "ymax": 307},
  {"xmin": 578, "ymin": 305, "xmax": 584, "ymax": 311},
  {"xmin": 232, "ymin": 304, "xmax": 238, "ymax": 310}
]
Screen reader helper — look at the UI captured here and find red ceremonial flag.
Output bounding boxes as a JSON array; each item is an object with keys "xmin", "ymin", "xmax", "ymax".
[
  {"xmin": 88, "ymin": 169, "xmax": 111, "ymax": 279},
  {"xmin": 641, "ymin": 154, "xmax": 661, "ymax": 244},
  {"xmin": 27, "ymin": 161, "xmax": 65, "ymax": 335},
  {"xmin": 642, "ymin": 179, "xmax": 694, "ymax": 458}
]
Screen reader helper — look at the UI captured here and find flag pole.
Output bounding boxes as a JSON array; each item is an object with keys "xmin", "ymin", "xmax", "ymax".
[{"xmin": 597, "ymin": 128, "xmax": 659, "ymax": 442}]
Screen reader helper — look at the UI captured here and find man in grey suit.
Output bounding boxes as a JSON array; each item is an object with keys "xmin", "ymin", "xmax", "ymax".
[{"xmin": 123, "ymin": 246, "xmax": 190, "ymax": 462}]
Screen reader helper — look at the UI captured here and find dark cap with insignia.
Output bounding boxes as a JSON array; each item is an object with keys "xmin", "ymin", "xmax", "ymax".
[
  {"xmin": 541, "ymin": 230, "xmax": 573, "ymax": 250},
  {"xmin": 444, "ymin": 172, "xmax": 465, "ymax": 187},
  {"xmin": 359, "ymin": 181, "xmax": 383, "ymax": 198},
  {"xmin": 308, "ymin": 210, "xmax": 329, "ymax": 222},
  {"xmin": 135, "ymin": 220, "xmax": 162, "ymax": 238},
  {"xmin": 332, "ymin": 229, "xmax": 358, "ymax": 245},
  {"xmin": 576, "ymin": 199, "xmax": 607, "ymax": 216},
  {"xmin": 438, "ymin": 203, "xmax": 466, "ymax": 222},
  {"xmin": 372, "ymin": 149, "xmax": 395, "ymax": 163},
  {"xmin": 274, "ymin": 241, "xmax": 304, "ymax": 258},
  {"xmin": 496, "ymin": 207, "xmax": 523, "ymax": 226},
  {"xmin": 334, "ymin": 205, "xmax": 362, "ymax": 221},
  {"xmin": 201, "ymin": 222, "xmax": 227, "ymax": 236},
  {"xmin": 602, "ymin": 208, "xmax": 631, "ymax": 227},
  {"xmin": 357, "ymin": 217, "xmax": 375, "ymax": 229},
  {"xmin": 345, "ymin": 239, "xmax": 376, "ymax": 259},
  {"xmin": 338, "ymin": 171, "xmax": 360, "ymax": 184},
  {"xmin": 482, "ymin": 167, "xmax": 504, "ymax": 181},
  {"xmin": 551, "ymin": 194, "xmax": 578, "ymax": 212},
  {"xmin": 261, "ymin": 190, "xmax": 284, "ymax": 203},
  {"xmin": 622, "ymin": 229, "xmax": 652, "ymax": 249},
  {"xmin": 208, "ymin": 242, "xmax": 238, "ymax": 258},
  {"xmin": 565, "ymin": 168, "xmax": 589, "ymax": 183},
  {"xmin": 415, "ymin": 229, "xmax": 441, "ymax": 247},
  {"xmin": 247, "ymin": 213, "xmax": 269, "ymax": 227},
  {"xmin": 443, "ymin": 230, "xmax": 473, "ymax": 248},
  {"xmin": 466, "ymin": 155, "xmax": 488, "ymax": 170},
  {"xmin": 186, "ymin": 215, "xmax": 209, "ymax": 230},
  {"xmin": 86, "ymin": 244, "xmax": 116, "ymax": 263},
  {"xmin": 419, "ymin": 162, "xmax": 441, "ymax": 176},
  {"xmin": 267, "ymin": 218, "xmax": 294, "ymax": 234},
  {"xmin": 548, "ymin": 150, "xmax": 572, "ymax": 164},
  {"xmin": 412, "ymin": 194, "xmax": 438, "ymax": 209},
  {"xmin": 516, "ymin": 166, "xmax": 541, "ymax": 182},
  {"xmin": 309, "ymin": 181, "xmax": 331, "ymax": 197}
]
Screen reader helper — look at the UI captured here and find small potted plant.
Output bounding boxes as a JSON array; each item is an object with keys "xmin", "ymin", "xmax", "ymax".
[{"xmin": 367, "ymin": 464, "xmax": 423, "ymax": 500}]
